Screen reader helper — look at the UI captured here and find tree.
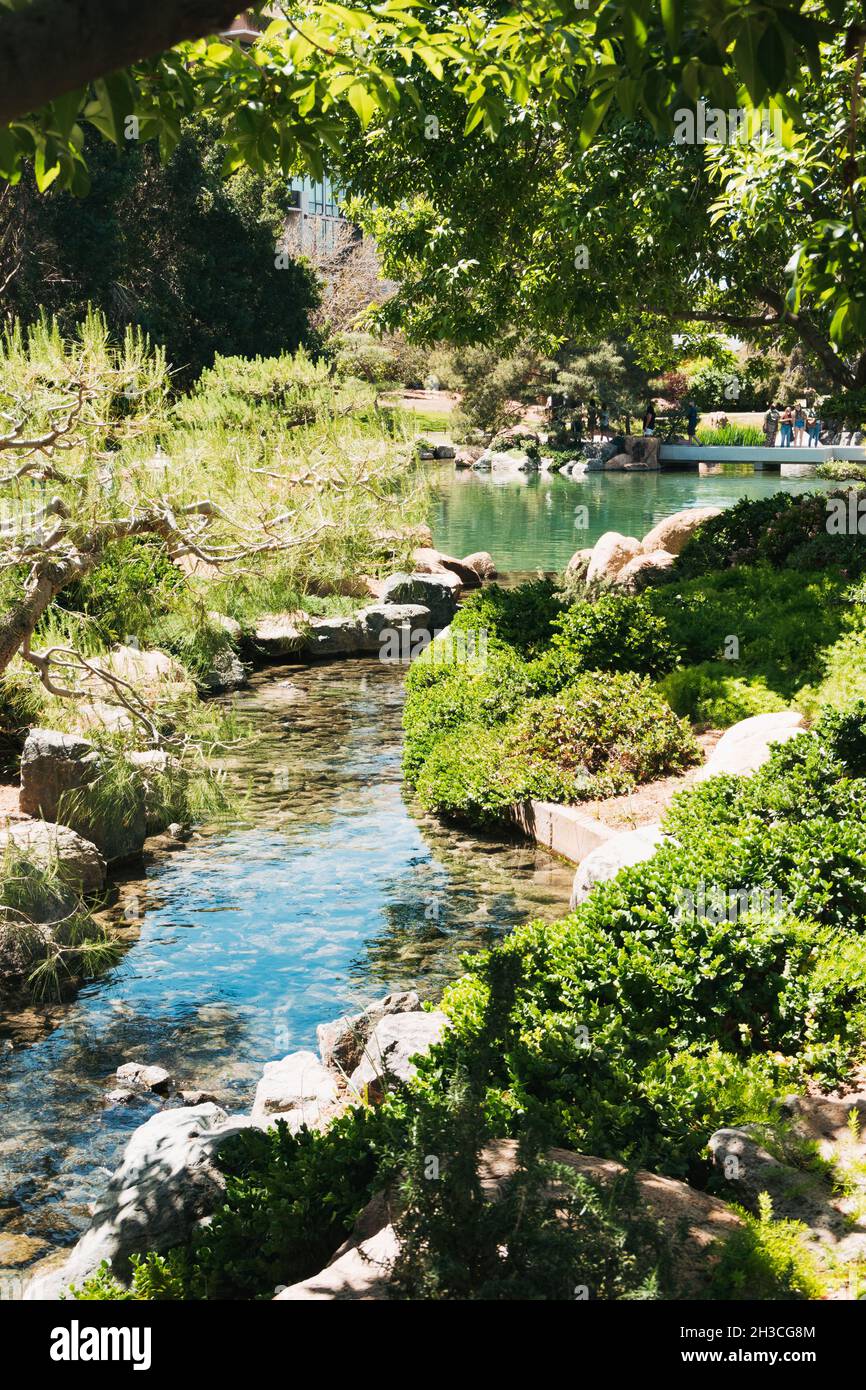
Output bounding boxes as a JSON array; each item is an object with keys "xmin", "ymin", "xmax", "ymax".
[
  {"xmin": 336, "ymin": 15, "xmax": 866, "ymax": 389},
  {"xmin": 0, "ymin": 120, "xmax": 318, "ymax": 383},
  {"xmin": 0, "ymin": 0, "xmax": 862, "ymax": 366}
]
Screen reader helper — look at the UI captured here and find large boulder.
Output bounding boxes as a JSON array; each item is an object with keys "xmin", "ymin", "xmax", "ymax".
[
  {"xmin": 304, "ymin": 616, "xmax": 364, "ymax": 659},
  {"xmin": 585, "ymin": 532, "xmax": 642, "ymax": 587},
  {"xmin": 348, "ymin": 1010, "xmax": 449, "ymax": 1100},
  {"xmin": 0, "ymin": 819, "xmax": 106, "ymax": 899},
  {"xmin": 358, "ymin": 604, "xmax": 432, "ymax": 653},
  {"xmin": 84, "ymin": 645, "xmax": 195, "ymax": 700},
  {"xmin": 695, "ymin": 711, "xmax": 806, "ymax": 781},
  {"xmin": 317, "ymin": 991, "xmax": 421, "ymax": 1076},
  {"xmin": 570, "ymin": 824, "xmax": 665, "ymax": 908},
  {"xmin": 25, "ymin": 1104, "xmax": 253, "ymax": 1299},
  {"xmin": 411, "ymin": 547, "xmax": 481, "ymax": 589},
  {"xmin": 640, "ymin": 506, "xmax": 722, "ymax": 557},
  {"xmin": 379, "ymin": 572, "xmax": 459, "ymax": 628},
  {"xmin": 275, "ymin": 1224, "xmax": 400, "ymax": 1301},
  {"xmin": 564, "ymin": 547, "xmax": 593, "ymax": 584},
  {"xmin": 253, "ymin": 613, "xmax": 308, "ymax": 657},
  {"xmin": 461, "ymin": 551, "xmax": 497, "ymax": 581},
  {"xmin": 251, "ymin": 1050, "xmax": 340, "ymax": 1132},
  {"xmin": 19, "ymin": 729, "xmax": 146, "ymax": 864},
  {"xmin": 612, "ymin": 548, "xmax": 677, "ymax": 592}
]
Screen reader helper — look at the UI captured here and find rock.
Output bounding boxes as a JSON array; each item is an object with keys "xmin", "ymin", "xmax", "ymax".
[
  {"xmin": 275, "ymin": 1224, "xmax": 400, "ymax": 1300},
  {"xmin": 208, "ymin": 612, "xmax": 243, "ymax": 642},
  {"xmin": 565, "ymin": 547, "xmax": 593, "ymax": 584},
  {"xmin": 200, "ymin": 648, "xmax": 246, "ymax": 693},
  {"xmin": 116, "ymin": 1061, "xmax": 173, "ymax": 1095},
  {"xmin": 379, "ymin": 572, "xmax": 459, "ymax": 628},
  {"xmin": 253, "ymin": 613, "xmax": 308, "ymax": 657},
  {"xmin": 105, "ymin": 1088, "xmax": 140, "ymax": 1106},
  {"xmin": 454, "ymin": 447, "xmax": 483, "ymax": 469},
  {"xmin": 84, "ymin": 645, "xmax": 194, "ymax": 699},
  {"xmin": 433, "ymin": 445, "xmax": 455, "ymax": 459},
  {"xmin": 19, "ymin": 729, "xmax": 99, "ymax": 820},
  {"xmin": 640, "ymin": 506, "xmax": 722, "ymax": 557},
  {"xmin": 305, "ymin": 616, "xmax": 364, "ymax": 659},
  {"xmin": 348, "ymin": 1010, "xmax": 449, "ymax": 1100},
  {"xmin": 695, "ymin": 711, "xmax": 806, "ymax": 781},
  {"xmin": 411, "ymin": 547, "xmax": 481, "ymax": 589},
  {"xmin": 461, "ymin": 551, "xmax": 497, "ymax": 581},
  {"xmin": 19, "ymin": 729, "xmax": 146, "ymax": 864},
  {"xmin": 585, "ymin": 532, "xmax": 642, "ymax": 586},
  {"xmin": 708, "ymin": 1127, "xmax": 790, "ymax": 1210},
  {"xmin": 0, "ymin": 820, "xmax": 106, "ymax": 899},
  {"xmin": 603, "ymin": 452, "xmax": 632, "ymax": 470},
  {"xmin": 358, "ymin": 604, "xmax": 432, "ymax": 651},
  {"xmin": 570, "ymin": 824, "xmax": 665, "ymax": 908},
  {"xmin": 179, "ymin": 1090, "xmax": 223, "ymax": 1108},
  {"xmin": 612, "ymin": 548, "xmax": 677, "ymax": 592},
  {"xmin": 317, "ymin": 991, "xmax": 421, "ymax": 1076},
  {"xmin": 251, "ymin": 1050, "xmax": 340, "ymax": 1132},
  {"xmin": 25, "ymin": 1104, "xmax": 253, "ymax": 1298}
]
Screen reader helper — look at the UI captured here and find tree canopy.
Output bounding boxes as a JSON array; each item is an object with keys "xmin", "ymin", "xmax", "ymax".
[{"xmin": 0, "ymin": 1, "xmax": 863, "ymax": 378}]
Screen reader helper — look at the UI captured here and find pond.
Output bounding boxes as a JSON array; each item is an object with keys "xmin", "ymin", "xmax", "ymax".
[
  {"xmin": 430, "ymin": 463, "xmax": 836, "ymax": 575},
  {"xmin": 0, "ymin": 660, "xmax": 573, "ymax": 1281}
]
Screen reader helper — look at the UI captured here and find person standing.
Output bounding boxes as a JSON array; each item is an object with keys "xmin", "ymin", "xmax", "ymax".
[
  {"xmin": 763, "ymin": 403, "xmax": 780, "ymax": 447},
  {"xmin": 642, "ymin": 401, "xmax": 656, "ymax": 435},
  {"xmin": 686, "ymin": 399, "xmax": 699, "ymax": 444},
  {"xmin": 779, "ymin": 406, "xmax": 794, "ymax": 447},
  {"xmin": 806, "ymin": 410, "xmax": 821, "ymax": 447},
  {"xmin": 588, "ymin": 398, "xmax": 598, "ymax": 440},
  {"xmin": 793, "ymin": 402, "xmax": 806, "ymax": 447}
]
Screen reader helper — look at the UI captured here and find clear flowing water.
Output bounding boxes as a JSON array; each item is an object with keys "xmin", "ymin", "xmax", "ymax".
[
  {"xmin": 0, "ymin": 460, "xmax": 837, "ymax": 1285},
  {"xmin": 431, "ymin": 463, "xmax": 835, "ymax": 574},
  {"xmin": 0, "ymin": 661, "xmax": 573, "ymax": 1281}
]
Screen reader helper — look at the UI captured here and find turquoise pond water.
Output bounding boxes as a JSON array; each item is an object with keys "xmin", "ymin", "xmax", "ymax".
[
  {"xmin": 0, "ymin": 463, "xmax": 833, "ymax": 1278},
  {"xmin": 430, "ymin": 463, "xmax": 834, "ymax": 574}
]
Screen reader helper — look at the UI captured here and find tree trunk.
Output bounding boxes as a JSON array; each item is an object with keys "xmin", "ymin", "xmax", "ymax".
[{"xmin": 0, "ymin": 0, "xmax": 242, "ymax": 126}]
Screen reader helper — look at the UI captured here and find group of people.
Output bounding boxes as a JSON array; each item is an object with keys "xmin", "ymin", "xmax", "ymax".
[
  {"xmin": 641, "ymin": 399, "xmax": 701, "ymax": 444},
  {"xmin": 763, "ymin": 404, "xmax": 822, "ymax": 448}
]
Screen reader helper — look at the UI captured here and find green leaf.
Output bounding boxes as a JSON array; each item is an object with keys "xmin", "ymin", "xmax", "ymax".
[
  {"xmin": 578, "ymin": 86, "xmax": 614, "ymax": 151},
  {"xmin": 756, "ymin": 22, "xmax": 787, "ymax": 94},
  {"xmin": 0, "ymin": 126, "xmax": 19, "ymax": 181},
  {"xmin": 88, "ymin": 74, "xmax": 135, "ymax": 146},
  {"xmin": 660, "ymin": 0, "xmax": 684, "ymax": 49},
  {"xmin": 734, "ymin": 23, "xmax": 766, "ymax": 103},
  {"xmin": 346, "ymin": 82, "xmax": 378, "ymax": 129}
]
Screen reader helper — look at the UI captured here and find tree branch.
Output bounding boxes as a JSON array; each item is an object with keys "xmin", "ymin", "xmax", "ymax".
[{"xmin": 0, "ymin": 0, "xmax": 244, "ymax": 126}]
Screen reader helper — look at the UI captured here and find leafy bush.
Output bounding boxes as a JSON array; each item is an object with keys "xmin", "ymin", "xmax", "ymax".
[
  {"xmin": 671, "ymin": 489, "xmax": 866, "ymax": 581},
  {"xmin": 549, "ymin": 594, "xmax": 680, "ymax": 679},
  {"xmin": 649, "ymin": 565, "xmax": 847, "ymax": 699},
  {"xmin": 708, "ymin": 1195, "xmax": 824, "ymax": 1300},
  {"xmin": 414, "ymin": 673, "xmax": 699, "ymax": 826},
  {"xmin": 658, "ymin": 663, "xmax": 788, "ymax": 728},
  {"xmin": 451, "ymin": 580, "xmax": 565, "ymax": 658},
  {"xmin": 58, "ymin": 537, "xmax": 184, "ymax": 646},
  {"xmin": 402, "ymin": 646, "xmax": 532, "ymax": 785}
]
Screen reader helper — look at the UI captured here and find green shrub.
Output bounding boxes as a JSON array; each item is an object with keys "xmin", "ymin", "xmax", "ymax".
[
  {"xmin": 57, "ymin": 537, "xmax": 184, "ymax": 646},
  {"xmin": 450, "ymin": 580, "xmax": 565, "ymax": 658},
  {"xmin": 414, "ymin": 673, "xmax": 699, "ymax": 827},
  {"xmin": 658, "ymin": 663, "xmax": 788, "ymax": 728},
  {"xmin": 672, "ymin": 489, "xmax": 866, "ymax": 580},
  {"xmin": 402, "ymin": 646, "xmax": 532, "ymax": 785},
  {"xmin": 708, "ymin": 1195, "xmax": 825, "ymax": 1300},
  {"xmin": 649, "ymin": 565, "xmax": 847, "ymax": 698},
  {"xmin": 549, "ymin": 594, "xmax": 679, "ymax": 679}
]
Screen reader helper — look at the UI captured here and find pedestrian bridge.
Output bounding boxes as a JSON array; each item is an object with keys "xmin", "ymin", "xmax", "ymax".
[{"xmin": 659, "ymin": 443, "xmax": 866, "ymax": 467}]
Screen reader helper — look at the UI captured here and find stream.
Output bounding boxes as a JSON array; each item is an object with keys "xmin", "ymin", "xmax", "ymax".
[
  {"xmin": 0, "ymin": 660, "xmax": 573, "ymax": 1281},
  {"xmin": 0, "ymin": 461, "xmax": 838, "ymax": 1286}
]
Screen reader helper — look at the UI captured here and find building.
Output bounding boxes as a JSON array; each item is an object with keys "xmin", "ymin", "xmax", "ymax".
[{"xmin": 284, "ymin": 176, "xmax": 355, "ymax": 257}]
